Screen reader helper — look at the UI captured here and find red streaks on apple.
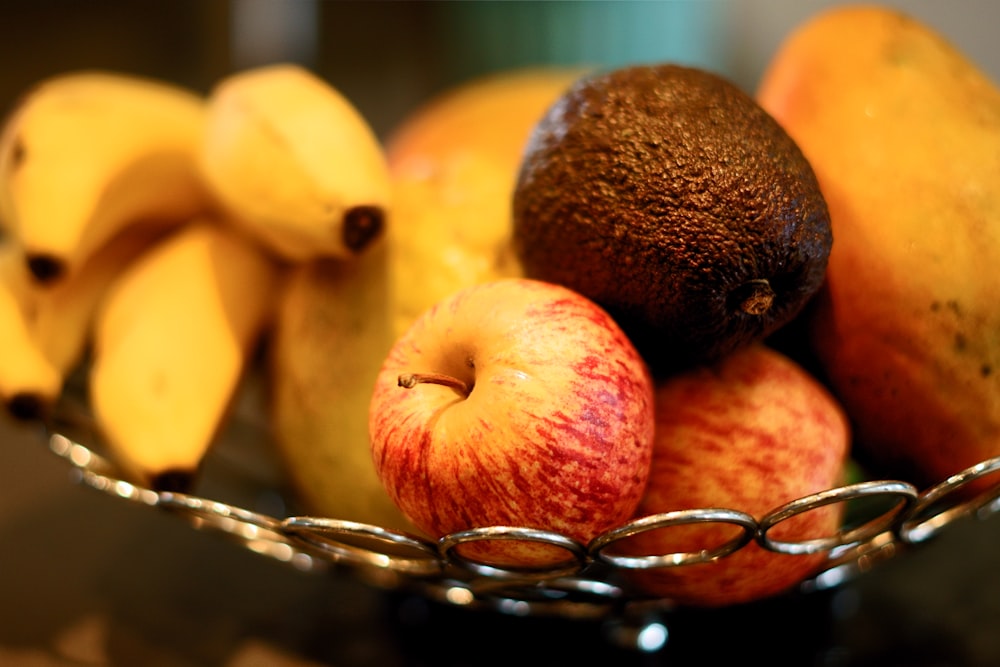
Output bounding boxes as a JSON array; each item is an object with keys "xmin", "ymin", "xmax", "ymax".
[{"xmin": 369, "ymin": 278, "xmax": 655, "ymax": 567}]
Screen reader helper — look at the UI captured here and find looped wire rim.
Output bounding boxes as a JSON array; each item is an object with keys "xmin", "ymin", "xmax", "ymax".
[
  {"xmin": 48, "ymin": 433, "xmax": 159, "ymax": 507},
  {"xmin": 40, "ymin": 424, "xmax": 1000, "ymax": 618},
  {"xmin": 758, "ymin": 480, "xmax": 919, "ymax": 555},
  {"xmin": 282, "ymin": 516, "xmax": 442, "ymax": 576},
  {"xmin": 588, "ymin": 508, "xmax": 758, "ymax": 569},
  {"xmin": 899, "ymin": 454, "xmax": 1000, "ymax": 544},
  {"xmin": 438, "ymin": 526, "xmax": 590, "ymax": 581},
  {"xmin": 156, "ymin": 490, "xmax": 324, "ymax": 571}
]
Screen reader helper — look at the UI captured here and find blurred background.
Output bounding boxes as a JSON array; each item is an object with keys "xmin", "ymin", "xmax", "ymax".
[
  {"xmin": 2, "ymin": 2, "xmax": 1000, "ymax": 666},
  {"xmin": 2, "ymin": 0, "xmax": 999, "ymax": 139}
]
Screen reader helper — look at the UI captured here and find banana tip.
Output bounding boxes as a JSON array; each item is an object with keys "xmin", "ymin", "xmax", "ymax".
[
  {"xmin": 26, "ymin": 253, "xmax": 66, "ymax": 284},
  {"xmin": 151, "ymin": 469, "xmax": 197, "ymax": 494},
  {"xmin": 5, "ymin": 392, "xmax": 50, "ymax": 422}
]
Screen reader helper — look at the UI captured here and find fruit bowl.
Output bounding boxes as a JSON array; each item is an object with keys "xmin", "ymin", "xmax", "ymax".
[{"xmin": 36, "ymin": 381, "xmax": 1000, "ymax": 625}]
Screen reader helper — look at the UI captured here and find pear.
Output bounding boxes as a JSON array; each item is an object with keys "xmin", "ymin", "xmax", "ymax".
[
  {"xmin": 267, "ymin": 241, "xmax": 412, "ymax": 531},
  {"xmin": 757, "ymin": 6, "xmax": 1000, "ymax": 489}
]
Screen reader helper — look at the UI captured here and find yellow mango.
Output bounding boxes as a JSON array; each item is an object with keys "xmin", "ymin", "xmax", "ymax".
[
  {"xmin": 757, "ymin": 5, "xmax": 1000, "ymax": 488},
  {"xmin": 385, "ymin": 66, "xmax": 588, "ymax": 337}
]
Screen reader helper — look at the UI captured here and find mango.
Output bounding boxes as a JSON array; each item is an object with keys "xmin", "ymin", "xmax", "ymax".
[
  {"xmin": 385, "ymin": 66, "xmax": 588, "ymax": 337},
  {"xmin": 757, "ymin": 5, "xmax": 1000, "ymax": 488}
]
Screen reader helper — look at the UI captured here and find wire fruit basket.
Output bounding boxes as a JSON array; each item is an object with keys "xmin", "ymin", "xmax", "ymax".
[{"xmin": 36, "ymin": 385, "xmax": 1000, "ymax": 631}]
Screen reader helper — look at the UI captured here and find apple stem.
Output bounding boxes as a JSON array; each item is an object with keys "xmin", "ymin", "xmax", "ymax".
[{"xmin": 398, "ymin": 372, "xmax": 471, "ymax": 396}]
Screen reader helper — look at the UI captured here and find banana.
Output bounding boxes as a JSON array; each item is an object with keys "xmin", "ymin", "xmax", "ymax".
[
  {"xmin": 0, "ymin": 242, "xmax": 61, "ymax": 418},
  {"xmin": 35, "ymin": 226, "xmax": 169, "ymax": 374},
  {"xmin": 268, "ymin": 240, "xmax": 412, "ymax": 531},
  {"xmin": 0, "ymin": 227, "xmax": 167, "ymax": 419},
  {"xmin": 198, "ymin": 63, "xmax": 391, "ymax": 262},
  {"xmin": 89, "ymin": 220, "xmax": 280, "ymax": 491},
  {"xmin": 0, "ymin": 70, "xmax": 210, "ymax": 285}
]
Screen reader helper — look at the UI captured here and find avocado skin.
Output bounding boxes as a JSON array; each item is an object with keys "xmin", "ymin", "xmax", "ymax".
[{"xmin": 512, "ymin": 64, "xmax": 832, "ymax": 375}]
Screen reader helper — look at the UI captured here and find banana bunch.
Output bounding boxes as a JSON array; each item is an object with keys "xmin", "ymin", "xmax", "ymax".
[
  {"xmin": 0, "ymin": 64, "xmax": 392, "ymax": 496},
  {"xmin": 199, "ymin": 63, "xmax": 392, "ymax": 262},
  {"xmin": 0, "ymin": 71, "xmax": 210, "ymax": 284}
]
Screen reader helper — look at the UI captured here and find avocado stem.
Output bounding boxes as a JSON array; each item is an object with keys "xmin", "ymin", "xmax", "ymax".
[
  {"xmin": 398, "ymin": 372, "xmax": 470, "ymax": 396},
  {"xmin": 736, "ymin": 279, "xmax": 776, "ymax": 316}
]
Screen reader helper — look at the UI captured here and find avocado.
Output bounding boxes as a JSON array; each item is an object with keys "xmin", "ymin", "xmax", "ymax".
[{"xmin": 512, "ymin": 64, "xmax": 832, "ymax": 375}]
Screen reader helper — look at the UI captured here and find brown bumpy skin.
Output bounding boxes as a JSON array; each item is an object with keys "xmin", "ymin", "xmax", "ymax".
[{"xmin": 512, "ymin": 64, "xmax": 832, "ymax": 375}]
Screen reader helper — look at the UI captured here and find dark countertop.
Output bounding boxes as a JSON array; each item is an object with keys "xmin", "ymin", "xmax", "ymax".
[{"xmin": 3, "ymin": 414, "xmax": 1000, "ymax": 667}]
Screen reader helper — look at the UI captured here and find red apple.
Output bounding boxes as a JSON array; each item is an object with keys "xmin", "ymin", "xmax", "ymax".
[
  {"xmin": 619, "ymin": 343, "xmax": 850, "ymax": 607},
  {"xmin": 368, "ymin": 278, "xmax": 655, "ymax": 568}
]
